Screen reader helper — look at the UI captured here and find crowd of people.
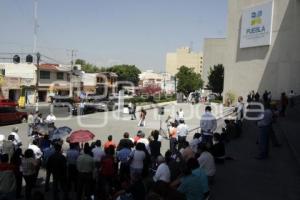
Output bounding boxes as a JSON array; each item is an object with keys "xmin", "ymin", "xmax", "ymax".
[
  {"xmin": 0, "ymin": 104, "xmax": 232, "ymax": 200},
  {"xmin": 0, "ymin": 90, "xmax": 297, "ymax": 200}
]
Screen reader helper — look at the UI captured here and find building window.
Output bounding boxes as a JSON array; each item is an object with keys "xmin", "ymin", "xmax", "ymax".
[
  {"xmin": 0, "ymin": 69, "xmax": 4, "ymax": 75},
  {"xmin": 40, "ymin": 71, "xmax": 50, "ymax": 79},
  {"xmin": 57, "ymin": 72, "xmax": 64, "ymax": 80}
]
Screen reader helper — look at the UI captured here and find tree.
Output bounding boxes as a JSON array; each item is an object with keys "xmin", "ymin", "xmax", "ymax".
[
  {"xmin": 107, "ymin": 65, "xmax": 141, "ymax": 86},
  {"xmin": 207, "ymin": 64, "xmax": 224, "ymax": 95},
  {"xmin": 75, "ymin": 59, "xmax": 105, "ymax": 73},
  {"xmin": 176, "ymin": 66, "xmax": 203, "ymax": 96}
]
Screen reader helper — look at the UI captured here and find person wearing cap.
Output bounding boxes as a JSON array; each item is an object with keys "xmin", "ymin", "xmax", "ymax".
[
  {"xmin": 200, "ymin": 106, "xmax": 217, "ymax": 145},
  {"xmin": 8, "ymin": 127, "xmax": 22, "ymax": 148},
  {"xmin": 153, "ymin": 155, "xmax": 170, "ymax": 184}
]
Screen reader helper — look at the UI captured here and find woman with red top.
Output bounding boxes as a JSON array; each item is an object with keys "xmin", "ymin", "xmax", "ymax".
[
  {"xmin": 99, "ymin": 145, "xmax": 116, "ymax": 199},
  {"xmin": 104, "ymin": 135, "xmax": 116, "ymax": 151}
]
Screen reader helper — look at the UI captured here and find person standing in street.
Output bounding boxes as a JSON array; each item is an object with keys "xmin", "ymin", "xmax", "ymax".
[
  {"xmin": 169, "ymin": 122, "xmax": 178, "ymax": 153},
  {"xmin": 22, "ymin": 149, "xmax": 38, "ymax": 200},
  {"xmin": 131, "ymin": 102, "xmax": 137, "ymax": 120},
  {"xmin": 280, "ymin": 92, "xmax": 288, "ymax": 117},
  {"xmin": 79, "ymin": 100, "xmax": 85, "ymax": 116},
  {"xmin": 27, "ymin": 112, "xmax": 34, "ymax": 136},
  {"xmin": 235, "ymin": 96, "xmax": 244, "ymax": 137},
  {"xmin": 289, "ymin": 90, "xmax": 295, "ymax": 108},
  {"xmin": 138, "ymin": 107, "xmax": 147, "ymax": 127},
  {"xmin": 178, "ymin": 108, "xmax": 184, "ymax": 121},
  {"xmin": 76, "ymin": 144, "xmax": 94, "ymax": 200},
  {"xmin": 256, "ymin": 103, "xmax": 273, "ymax": 159},
  {"xmin": 47, "ymin": 144, "xmax": 69, "ymax": 200},
  {"xmin": 200, "ymin": 106, "xmax": 217, "ymax": 145},
  {"xmin": 176, "ymin": 120, "xmax": 189, "ymax": 150}
]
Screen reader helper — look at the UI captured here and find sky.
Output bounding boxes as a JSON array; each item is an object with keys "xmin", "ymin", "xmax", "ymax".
[{"xmin": 0, "ymin": 0, "xmax": 227, "ymax": 72}]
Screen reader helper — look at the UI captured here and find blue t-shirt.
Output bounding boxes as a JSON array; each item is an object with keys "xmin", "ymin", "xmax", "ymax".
[
  {"xmin": 177, "ymin": 174, "xmax": 205, "ymax": 200},
  {"xmin": 192, "ymin": 168, "xmax": 209, "ymax": 194},
  {"xmin": 117, "ymin": 148, "xmax": 132, "ymax": 163}
]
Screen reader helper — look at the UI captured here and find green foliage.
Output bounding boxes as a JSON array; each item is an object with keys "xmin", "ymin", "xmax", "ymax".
[
  {"xmin": 225, "ymin": 91, "xmax": 236, "ymax": 106},
  {"xmin": 176, "ymin": 66, "xmax": 203, "ymax": 96},
  {"xmin": 207, "ymin": 64, "xmax": 224, "ymax": 95},
  {"xmin": 107, "ymin": 65, "xmax": 141, "ymax": 86},
  {"xmin": 75, "ymin": 59, "xmax": 105, "ymax": 73},
  {"xmin": 75, "ymin": 60, "xmax": 141, "ymax": 87}
]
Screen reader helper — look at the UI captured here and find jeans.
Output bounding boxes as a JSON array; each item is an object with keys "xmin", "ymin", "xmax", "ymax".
[
  {"xmin": 169, "ymin": 137, "xmax": 177, "ymax": 153},
  {"xmin": 258, "ymin": 126, "xmax": 270, "ymax": 158}
]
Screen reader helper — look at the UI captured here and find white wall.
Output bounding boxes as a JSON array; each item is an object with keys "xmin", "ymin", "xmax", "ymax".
[
  {"xmin": 203, "ymin": 38, "xmax": 227, "ymax": 86},
  {"xmin": 0, "ymin": 63, "xmax": 37, "ymax": 85},
  {"xmin": 81, "ymin": 73, "xmax": 97, "ymax": 86}
]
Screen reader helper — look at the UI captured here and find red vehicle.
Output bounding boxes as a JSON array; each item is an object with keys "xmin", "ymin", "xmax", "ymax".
[{"xmin": 0, "ymin": 100, "xmax": 27, "ymax": 125}]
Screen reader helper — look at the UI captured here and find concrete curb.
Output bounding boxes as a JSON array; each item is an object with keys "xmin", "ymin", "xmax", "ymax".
[{"xmin": 136, "ymin": 101, "xmax": 177, "ymax": 112}]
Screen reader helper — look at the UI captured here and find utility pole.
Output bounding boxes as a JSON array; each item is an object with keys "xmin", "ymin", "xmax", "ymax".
[
  {"xmin": 69, "ymin": 49, "xmax": 77, "ymax": 98},
  {"xmin": 33, "ymin": 0, "xmax": 38, "ymax": 53},
  {"xmin": 35, "ymin": 52, "xmax": 40, "ymax": 112}
]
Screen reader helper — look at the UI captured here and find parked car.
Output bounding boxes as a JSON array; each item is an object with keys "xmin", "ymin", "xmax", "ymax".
[
  {"xmin": 52, "ymin": 96, "xmax": 74, "ymax": 107},
  {"xmin": 87, "ymin": 99, "xmax": 118, "ymax": 112},
  {"xmin": 70, "ymin": 103, "xmax": 97, "ymax": 115},
  {"xmin": 0, "ymin": 106, "xmax": 28, "ymax": 125}
]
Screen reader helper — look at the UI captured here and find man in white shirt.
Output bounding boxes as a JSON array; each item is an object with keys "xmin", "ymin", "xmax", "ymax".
[
  {"xmin": 28, "ymin": 139, "xmax": 43, "ymax": 160},
  {"xmin": 178, "ymin": 108, "xmax": 184, "ymax": 120},
  {"xmin": 153, "ymin": 156, "xmax": 170, "ymax": 183},
  {"xmin": 177, "ymin": 120, "xmax": 189, "ymax": 150},
  {"xmin": 137, "ymin": 132, "xmax": 150, "ymax": 152},
  {"xmin": 46, "ymin": 112, "xmax": 56, "ymax": 124},
  {"xmin": 197, "ymin": 143, "xmax": 216, "ymax": 184},
  {"xmin": 200, "ymin": 106, "xmax": 217, "ymax": 145},
  {"xmin": 8, "ymin": 127, "xmax": 22, "ymax": 147}
]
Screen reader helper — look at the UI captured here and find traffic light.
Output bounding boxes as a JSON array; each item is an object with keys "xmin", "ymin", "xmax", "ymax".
[
  {"xmin": 13, "ymin": 55, "xmax": 20, "ymax": 64},
  {"xmin": 26, "ymin": 54, "xmax": 33, "ymax": 63}
]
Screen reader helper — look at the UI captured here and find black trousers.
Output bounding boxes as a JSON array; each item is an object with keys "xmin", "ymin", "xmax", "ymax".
[
  {"xmin": 169, "ymin": 137, "xmax": 177, "ymax": 153},
  {"xmin": 177, "ymin": 136, "xmax": 187, "ymax": 150},
  {"xmin": 24, "ymin": 174, "xmax": 35, "ymax": 200},
  {"xmin": 77, "ymin": 172, "xmax": 93, "ymax": 200},
  {"xmin": 67, "ymin": 164, "xmax": 78, "ymax": 192},
  {"xmin": 53, "ymin": 176, "xmax": 68, "ymax": 200}
]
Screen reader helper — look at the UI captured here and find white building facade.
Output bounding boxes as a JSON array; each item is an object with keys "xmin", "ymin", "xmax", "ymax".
[
  {"xmin": 166, "ymin": 47, "xmax": 203, "ymax": 76},
  {"xmin": 203, "ymin": 0, "xmax": 300, "ymax": 101},
  {"xmin": 0, "ymin": 63, "xmax": 37, "ymax": 103}
]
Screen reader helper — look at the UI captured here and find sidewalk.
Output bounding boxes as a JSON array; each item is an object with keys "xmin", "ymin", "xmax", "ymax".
[
  {"xmin": 277, "ymin": 97, "xmax": 300, "ymax": 166},
  {"xmin": 210, "ymin": 105, "xmax": 300, "ymax": 199}
]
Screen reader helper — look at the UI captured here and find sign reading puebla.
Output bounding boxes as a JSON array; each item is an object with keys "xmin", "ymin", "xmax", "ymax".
[{"xmin": 240, "ymin": 0, "xmax": 274, "ymax": 48}]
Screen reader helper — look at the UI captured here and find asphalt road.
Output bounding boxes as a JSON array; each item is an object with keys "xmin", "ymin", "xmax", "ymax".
[
  {"xmin": 2, "ymin": 102, "xmax": 229, "ymax": 153},
  {"xmin": 19, "ymin": 105, "xmax": 71, "ymax": 118}
]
